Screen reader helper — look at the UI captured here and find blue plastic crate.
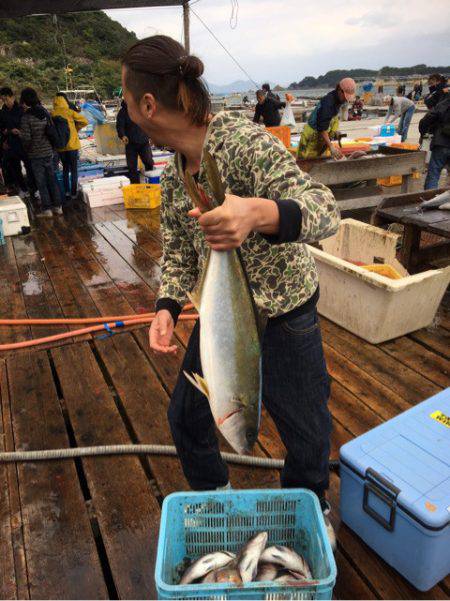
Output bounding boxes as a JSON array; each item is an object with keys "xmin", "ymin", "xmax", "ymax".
[{"xmin": 155, "ymin": 489, "xmax": 336, "ymax": 600}]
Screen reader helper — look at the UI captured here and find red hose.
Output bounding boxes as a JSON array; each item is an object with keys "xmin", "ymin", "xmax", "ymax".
[{"xmin": 0, "ymin": 310, "xmax": 198, "ymax": 351}]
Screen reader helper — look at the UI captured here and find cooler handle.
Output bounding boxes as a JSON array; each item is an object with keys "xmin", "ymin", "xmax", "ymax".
[{"xmin": 363, "ymin": 468, "xmax": 400, "ymax": 532}]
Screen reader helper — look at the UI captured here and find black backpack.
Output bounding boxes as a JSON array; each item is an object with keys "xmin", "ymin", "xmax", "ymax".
[{"xmin": 46, "ymin": 115, "xmax": 70, "ymax": 149}]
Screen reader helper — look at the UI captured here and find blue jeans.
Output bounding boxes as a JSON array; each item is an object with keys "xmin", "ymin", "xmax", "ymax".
[
  {"xmin": 424, "ymin": 146, "xmax": 450, "ymax": 190},
  {"xmin": 30, "ymin": 156, "xmax": 61, "ymax": 210},
  {"xmin": 168, "ymin": 308, "xmax": 332, "ymax": 498},
  {"xmin": 397, "ymin": 105, "xmax": 415, "ymax": 142},
  {"xmin": 59, "ymin": 149, "xmax": 79, "ymax": 199}
]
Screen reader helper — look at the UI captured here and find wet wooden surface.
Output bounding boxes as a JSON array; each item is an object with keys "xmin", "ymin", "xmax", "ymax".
[{"xmin": 0, "ymin": 202, "xmax": 449, "ymax": 599}]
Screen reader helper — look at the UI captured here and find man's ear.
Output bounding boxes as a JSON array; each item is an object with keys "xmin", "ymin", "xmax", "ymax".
[{"xmin": 141, "ymin": 93, "xmax": 157, "ymax": 121}]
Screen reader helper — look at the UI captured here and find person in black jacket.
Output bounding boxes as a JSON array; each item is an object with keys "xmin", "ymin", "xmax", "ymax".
[
  {"xmin": 0, "ymin": 86, "xmax": 36, "ymax": 197},
  {"xmin": 424, "ymin": 74, "xmax": 449, "ymax": 110},
  {"xmin": 253, "ymin": 89, "xmax": 286, "ymax": 127},
  {"xmin": 419, "ymin": 94, "xmax": 450, "ymax": 190},
  {"xmin": 116, "ymin": 100, "xmax": 153, "ymax": 183}
]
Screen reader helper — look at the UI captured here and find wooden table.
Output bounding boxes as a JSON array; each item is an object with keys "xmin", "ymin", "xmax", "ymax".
[
  {"xmin": 373, "ymin": 187, "xmax": 450, "ymax": 271},
  {"xmin": 297, "ymin": 148, "xmax": 427, "ymax": 210}
]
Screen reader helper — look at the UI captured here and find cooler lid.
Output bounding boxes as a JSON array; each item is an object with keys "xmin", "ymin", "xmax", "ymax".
[
  {"xmin": 0, "ymin": 196, "xmax": 26, "ymax": 211},
  {"xmin": 340, "ymin": 388, "xmax": 450, "ymax": 530}
]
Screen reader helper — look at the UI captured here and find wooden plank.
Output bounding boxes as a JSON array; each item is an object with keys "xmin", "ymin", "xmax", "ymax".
[
  {"xmin": 320, "ymin": 318, "xmax": 441, "ymax": 402},
  {"xmin": 300, "ymin": 151, "xmax": 426, "ymax": 186},
  {"xmin": 378, "ymin": 188, "xmax": 448, "ymax": 210},
  {"xmin": 378, "ymin": 336, "xmax": 450, "ymax": 388},
  {"xmin": 324, "ymin": 343, "xmax": 412, "ymax": 419},
  {"xmin": 409, "ymin": 327, "xmax": 450, "ymax": 360},
  {"xmin": 11, "ymin": 236, "xmax": 68, "ymax": 341},
  {"xmin": 74, "ymin": 223, "xmax": 157, "ymax": 313},
  {"xmin": 337, "ymin": 194, "xmax": 384, "ymax": 211},
  {"xmin": 0, "ymin": 360, "xmax": 20, "ymax": 600},
  {"xmin": 113, "ymin": 219, "xmax": 163, "ymax": 262},
  {"xmin": 0, "ymin": 238, "xmax": 31, "ymax": 345},
  {"xmin": 52, "ymin": 342, "xmax": 161, "ymax": 600},
  {"xmin": 94, "ymin": 221, "xmax": 161, "ymax": 291},
  {"xmin": 0, "ymin": 362, "xmax": 29, "ymax": 600},
  {"xmin": 101, "ymin": 329, "xmax": 280, "ymax": 494},
  {"xmin": 51, "ymin": 219, "xmax": 143, "ymax": 317},
  {"xmin": 8, "ymin": 350, "xmax": 108, "ymax": 599},
  {"xmin": 32, "ymin": 227, "xmax": 99, "ymax": 333}
]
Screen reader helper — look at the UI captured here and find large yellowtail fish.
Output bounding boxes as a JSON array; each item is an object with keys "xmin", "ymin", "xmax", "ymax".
[{"xmin": 184, "ymin": 152, "xmax": 262, "ymax": 455}]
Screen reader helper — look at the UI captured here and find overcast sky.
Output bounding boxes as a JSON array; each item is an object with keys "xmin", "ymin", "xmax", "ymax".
[{"xmin": 106, "ymin": 0, "xmax": 450, "ymax": 86}]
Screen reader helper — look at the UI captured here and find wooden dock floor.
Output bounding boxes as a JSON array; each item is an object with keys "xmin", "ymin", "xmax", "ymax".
[{"xmin": 0, "ymin": 202, "xmax": 449, "ymax": 599}]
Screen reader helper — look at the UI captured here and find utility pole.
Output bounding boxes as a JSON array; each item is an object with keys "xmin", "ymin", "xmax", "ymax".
[{"xmin": 183, "ymin": 0, "xmax": 190, "ymax": 54}]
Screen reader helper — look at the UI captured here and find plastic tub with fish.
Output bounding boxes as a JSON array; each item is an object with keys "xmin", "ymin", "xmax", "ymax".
[
  {"xmin": 308, "ymin": 219, "xmax": 450, "ymax": 344},
  {"xmin": 155, "ymin": 489, "xmax": 336, "ymax": 599}
]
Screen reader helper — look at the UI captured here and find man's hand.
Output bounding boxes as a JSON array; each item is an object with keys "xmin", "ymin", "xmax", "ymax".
[
  {"xmin": 149, "ymin": 310, "xmax": 178, "ymax": 354},
  {"xmin": 11, "ymin": 128, "xmax": 20, "ymax": 135},
  {"xmin": 122, "ymin": 135, "xmax": 129, "ymax": 145},
  {"xmin": 188, "ymin": 194, "xmax": 279, "ymax": 251}
]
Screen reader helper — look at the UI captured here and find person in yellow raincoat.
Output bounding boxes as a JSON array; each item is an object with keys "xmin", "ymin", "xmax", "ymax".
[
  {"xmin": 52, "ymin": 93, "xmax": 88, "ymax": 203},
  {"xmin": 298, "ymin": 78, "xmax": 356, "ymax": 160}
]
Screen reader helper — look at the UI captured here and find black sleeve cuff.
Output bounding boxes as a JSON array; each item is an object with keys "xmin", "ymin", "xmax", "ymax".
[
  {"xmin": 261, "ymin": 199, "xmax": 302, "ymax": 244},
  {"xmin": 155, "ymin": 297, "xmax": 183, "ymax": 324}
]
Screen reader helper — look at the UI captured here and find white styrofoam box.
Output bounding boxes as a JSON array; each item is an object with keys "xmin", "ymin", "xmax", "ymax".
[
  {"xmin": 308, "ymin": 219, "xmax": 450, "ymax": 343},
  {"xmin": 0, "ymin": 196, "xmax": 30, "ymax": 236},
  {"xmin": 81, "ymin": 176, "xmax": 129, "ymax": 208},
  {"xmin": 373, "ymin": 134, "xmax": 402, "ymax": 146}
]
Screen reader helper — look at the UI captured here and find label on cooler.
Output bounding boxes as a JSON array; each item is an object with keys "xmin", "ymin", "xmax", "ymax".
[{"xmin": 430, "ymin": 410, "xmax": 450, "ymax": 428}]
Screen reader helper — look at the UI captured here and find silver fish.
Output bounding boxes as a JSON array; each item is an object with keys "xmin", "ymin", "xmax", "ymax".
[
  {"xmin": 237, "ymin": 531, "xmax": 268, "ymax": 582},
  {"xmin": 259, "ymin": 546, "xmax": 312, "ymax": 579},
  {"xmin": 255, "ymin": 562, "xmax": 279, "ymax": 581},
  {"xmin": 184, "ymin": 153, "xmax": 262, "ymax": 455},
  {"xmin": 180, "ymin": 551, "xmax": 235, "ymax": 584}
]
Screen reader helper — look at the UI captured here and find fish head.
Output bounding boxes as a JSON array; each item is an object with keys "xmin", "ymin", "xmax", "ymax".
[
  {"xmin": 218, "ymin": 406, "xmax": 258, "ymax": 455},
  {"xmin": 217, "ymin": 394, "xmax": 260, "ymax": 455}
]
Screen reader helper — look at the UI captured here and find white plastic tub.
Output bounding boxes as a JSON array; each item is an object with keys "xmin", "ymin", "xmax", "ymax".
[
  {"xmin": 0, "ymin": 196, "xmax": 30, "ymax": 236},
  {"xmin": 81, "ymin": 176, "xmax": 129, "ymax": 208},
  {"xmin": 308, "ymin": 219, "xmax": 450, "ymax": 343}
]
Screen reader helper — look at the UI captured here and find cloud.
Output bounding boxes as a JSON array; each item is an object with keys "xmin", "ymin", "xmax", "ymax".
[
  {"xmin": 346, "ymin": 11, "xmax": 397, "ymax": 28},
  {"xmin": 105, "ymin": 0, "xmax": 450, "ymax": 85}
]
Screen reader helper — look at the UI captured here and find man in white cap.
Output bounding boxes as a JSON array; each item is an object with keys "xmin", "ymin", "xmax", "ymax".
[{"xmin": 298, "ymin": 77, "xmax": 356, "ymax": 159}]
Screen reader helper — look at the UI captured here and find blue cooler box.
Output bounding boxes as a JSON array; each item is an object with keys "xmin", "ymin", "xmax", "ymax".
[{"xmin": 340, "ymin": 388, "xmax": 450, "ymax": 591}]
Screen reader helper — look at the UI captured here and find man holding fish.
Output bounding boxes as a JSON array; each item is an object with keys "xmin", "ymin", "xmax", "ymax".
[{"xmin": 121, "ymin": 36, "xmax": 340, "ymax": 542}]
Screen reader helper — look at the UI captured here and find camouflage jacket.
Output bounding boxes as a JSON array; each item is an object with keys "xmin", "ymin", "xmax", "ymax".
[{"xmin": 158, "ymin": 111, "xmax": 340, "ymax": 319}]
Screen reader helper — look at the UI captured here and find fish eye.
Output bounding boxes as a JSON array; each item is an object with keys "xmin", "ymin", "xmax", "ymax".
[{"xmin": 246, "ymin": 429, "xmax": 257, "ymax": 443}]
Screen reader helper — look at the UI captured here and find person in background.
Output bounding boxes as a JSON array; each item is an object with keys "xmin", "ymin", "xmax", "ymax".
[
  {"xmin": 0, "ymin": 86, "xmax": 36, "ymax": 199},
  {"xmin": 413, "ymin": 81, "xmax": 423, "ymax": 102},
  {"xmin": 349, "ymin": 95, "xmax": 364, "ymax": 120},
  {"xmin": 297, "ymin": 78, "xmax": 356, "ymax": 159},
  {"xmin": 424, "ymin": 74, "xmax": 449, "ymax": 110},
  {"xmin": 384, "ymin": 93, "xmax": 415, "ymax": 142},
  {"xmin": 253, "ymin": 89, "xmax": 286, "ymax": 127},
  {"xmin": 52, "ymin": 93, "xmax": 88, "ymax": 204},
  {"xmin": 262, "ymin": 83, "xmax": 280, "ymax": 102},
  {"xmin": 419, "ymin": 93, "xmax": 450, "ymax": 190},
  {"xmin": 116, "ymin": 99, "xmax": 154, "ymax": 183},
  {"xmin": 19, "ymin": 88, "xmax": 62, "ymax": 217}
]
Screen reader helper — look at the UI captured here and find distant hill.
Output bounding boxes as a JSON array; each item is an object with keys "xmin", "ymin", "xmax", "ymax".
[
  {"xmin": 208, "ymin": 80, "xmax": 280, "ymax": 94},
  {"xmin": 289, "ymin": 65, "xmax": 450, "ymax": 89},
  {"xmin": 0, "ymin": 12, "xmax": 137, "ymax": 98}
]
